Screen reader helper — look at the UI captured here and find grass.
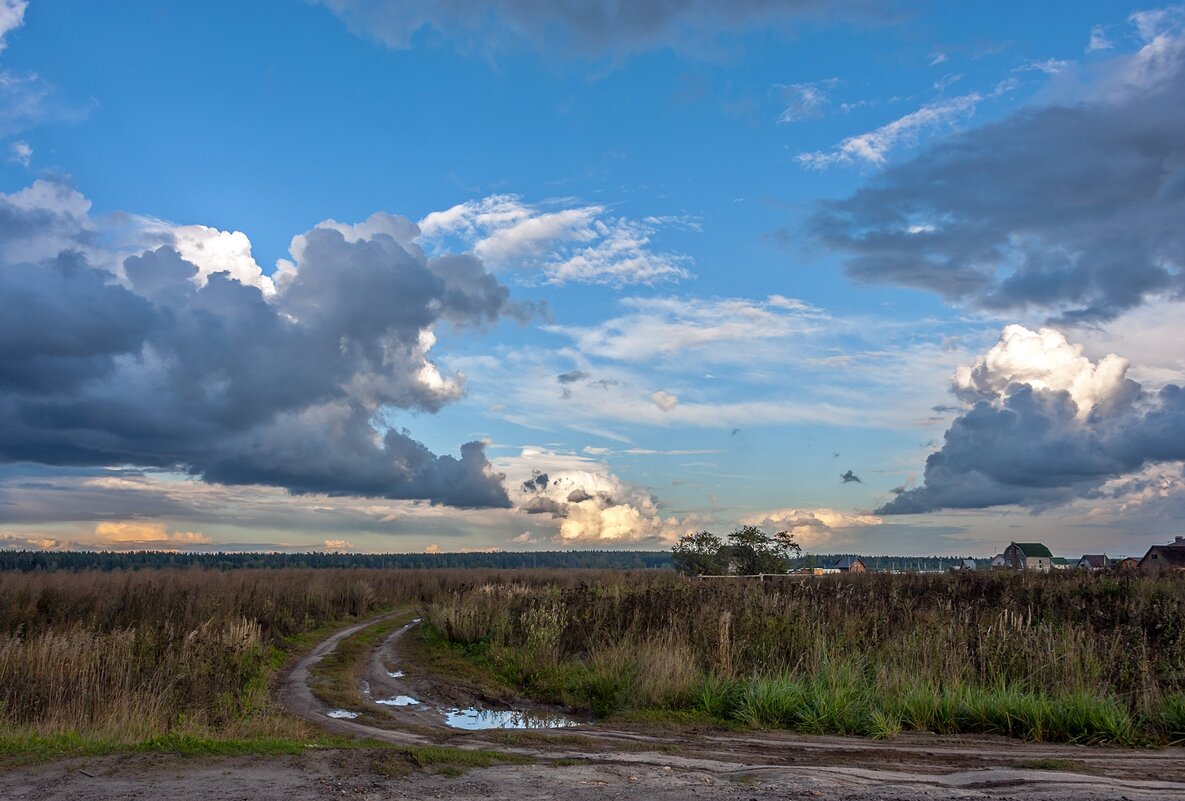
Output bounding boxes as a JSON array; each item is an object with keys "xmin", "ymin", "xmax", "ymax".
[
  {"xmin": 419, "ymin": 571, "xmax": 1185, "ymax": 746},
  {"xmin": 1016, "ymin": 758, "xmax": 1098, "ymax": 774}
]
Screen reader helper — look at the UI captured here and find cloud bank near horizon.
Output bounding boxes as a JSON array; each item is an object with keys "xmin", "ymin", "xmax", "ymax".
[{"xmin": 881, "ymin": 325, "xmax": 1185, "ymax": 515}]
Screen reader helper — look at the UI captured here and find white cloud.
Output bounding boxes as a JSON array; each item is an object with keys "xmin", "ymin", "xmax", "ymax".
[
  {"xmin": 1087, "ymin": 24, "xmax": 1113, "ymax": 53},
  {"xmin": 741, "ymin": 507, "xmax": 883, "ymax": 548},
  {"xmin": 797, "ymin": 92, "xmax": 983, "ymax": 168},
  {"xmin": 549, "ymin": 294, "xmax": 829, "ymax": 362},
  {"xmin": 8, "ymin": 138, "xmax": 29, "ymax": 165},
  {"xmin": 418, "ymin": 194, "xmax": 691, "ymax": 287},
  {"xmin": 1016, "ymin": 58, "xmax": 1073, "ymax": 75},
  {"xmin": 651, "ymin": 390, "xmax": 678, "ymax": 411},
  {"xmin": 929, "ymin": 51, "xmax": 948, "ymax": 66},
  {"xmin": 502, "ymin": 447, "xmax": 699, "ymax": 545},
  {"xmin": 323, "ymin": 539, "xmax": 354, "ymax": 551},
  {"xmin": 952, "ymin": 325, "xmax": 1130, "ymax": 420},
  {"xmin": 0, "ymin": 0, "xmax": 26, "ymax": 51},
  {"xmin": 775, "ymin": 79, "xmax": 837, "ymax": 124}
]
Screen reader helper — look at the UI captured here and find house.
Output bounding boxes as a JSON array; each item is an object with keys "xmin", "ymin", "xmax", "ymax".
[
  {"xmin": 1077, "ymin": 554, "xmax": 1110, "ymax": 571},
  {"xmin": 1139, "ymin": 537, "xmax": 1185, "ymax": 574},
  {"xmin": 1115, "ymin": 557, "xmax": 1140, "ymax": 572},
  {"xmin": 832, "ymin": 556, "xmax": 866, "ymax": 574},
  {"xmin": 1004, "ymin": 542, "xmax": 1053, "ymax": 572},
  {"xmin": 954, "ymin": 558, "xmax": 977, "ymax": 571},
  {"xmin": 990, "ymin": 553, "xmax": 1007, "ymax": 570}
]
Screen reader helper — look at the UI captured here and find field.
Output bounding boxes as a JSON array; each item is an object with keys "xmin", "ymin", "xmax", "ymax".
[
  {"xmin": 2, "ymin": 565, "xmax": 1183, "ymax": 748},
  {"xmin": 420, "ymin": 570, "xmax": 1185, "ymax": 745}
]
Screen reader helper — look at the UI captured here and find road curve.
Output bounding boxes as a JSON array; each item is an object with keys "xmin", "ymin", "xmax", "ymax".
[{"xmin": 279, "ymin": 612, "xmax": 1185, "ymax": 799}]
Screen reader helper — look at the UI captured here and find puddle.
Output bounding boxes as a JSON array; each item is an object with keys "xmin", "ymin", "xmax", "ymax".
[
  {"xmin": 412, "ymin": 618, "xmax": 422, "ymax": 624},
  {"xmin": 376, "ymin": 695, "xmax": 420, "ymax": 706},
  {"xmin": 442, "ymin": 707, "xmax": 579, "ymax": 730},
  {"xmin": 327, "ymin": 709, "xmax": 359, "ymax": 719},
  {"xmin": 387, "ymin": 670, "xmax": 405, "ymax": 678},
  {"xmin": 361, "ymin": 679, "xmax": 371, "ymax": 697}
]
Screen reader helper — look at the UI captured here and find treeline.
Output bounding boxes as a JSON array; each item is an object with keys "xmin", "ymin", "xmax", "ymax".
[{"xmin": 0, "ymin": 549, "xmax": 674, "ymax": 573}]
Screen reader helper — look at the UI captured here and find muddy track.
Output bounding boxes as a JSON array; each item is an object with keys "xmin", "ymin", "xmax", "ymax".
[{"xmin": 279, "ymin": 613, "xmax": 1185, "ymax": 799}]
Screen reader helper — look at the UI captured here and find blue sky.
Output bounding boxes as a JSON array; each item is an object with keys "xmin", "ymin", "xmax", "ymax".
[{"xmin": 1, "ymin": 1, "xmax": 1183, "ymax": 557}]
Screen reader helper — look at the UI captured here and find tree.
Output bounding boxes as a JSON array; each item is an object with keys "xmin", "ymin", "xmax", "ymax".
[
  {"xmin": 670, "ymin": 526, "xmax": 800, "ymax": 576},
  {"xmin": 671, "ymin": 530, "xmax": 726, "ymax": 576}
]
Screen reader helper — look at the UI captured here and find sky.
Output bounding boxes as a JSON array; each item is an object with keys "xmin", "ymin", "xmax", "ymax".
[{"xmin": 1, "ymin": 0, "xmax": 1183, "ymax": 557}]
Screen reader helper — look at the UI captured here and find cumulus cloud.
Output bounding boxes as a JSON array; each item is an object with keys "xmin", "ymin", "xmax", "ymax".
[
  {"xmin": 1087, "ymin": 24, "xmax": 1113, "ymax": 53},
  {"xmin": 0, "ymin": 181, "xmax": 514, "ymax": 508},
  {"xmin": 316, "ymin": 0, "xmax": 896, "ymax": 60},
  {"xmin": 419, "ymin": 194, "xmax": 691, "ymax": 287},
  {"xmin": 742, "ymin": 507, "xmax": 882, "ymax": 548},
  {"xmin": 879, "ymin": 325, "xmax": 1185, "ymax": 514},
  {"xmin": 807, "ymin": 10, "xmax": 1185, "ymax": 322},
  {"xmin": 505, "ymin": 448, "xmax": 696, "ymax": 544}
]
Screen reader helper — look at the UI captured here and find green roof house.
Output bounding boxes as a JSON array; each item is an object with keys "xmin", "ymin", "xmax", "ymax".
[{"xmin": 1004, "ymin": 542, "xmax": 1053, "ymax": 573}]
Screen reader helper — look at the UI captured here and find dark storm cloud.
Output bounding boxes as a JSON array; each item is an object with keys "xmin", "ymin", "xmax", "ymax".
[
  {"xmin": 0, "ymin": 199, "xmax": 514, "ymax": 508},
  {"xmin": 840, "ymin": 469, "xmax": 862, "ymax": 484},
  {"xmin": 316, "ymin": 0, "xmax": 899, "ymax": 59},
  {"xmin": 806, "ymin": 31, "xmax": 1185, "ymax": 323},
  {"xmin": 878, "ymin": 383, "xmax": 1185, "ymax": 515}
]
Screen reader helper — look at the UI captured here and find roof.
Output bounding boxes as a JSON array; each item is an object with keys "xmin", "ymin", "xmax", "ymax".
[
  {"xmin": 833, "ymin": 556, "xmax": 863, "ymax": 569},
  {"xmin": 1141, "ymin": 546, "xmax": 1185, "ymax": 569},
  {"xmin": 1079, "ymin": 554, "xmax": 1108, "ymax": 568},
  {"xmin": 1012, "ymin": 542, "xmax": 1053, "ymax": 558}
]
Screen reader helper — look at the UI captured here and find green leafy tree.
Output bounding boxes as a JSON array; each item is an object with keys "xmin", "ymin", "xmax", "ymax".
[
  {"xmin": 671, "ymin": 530, "xmax": 726, "ymax": 576},
  {"xmin": 671, "ymin": 526, "xmax": 800, "ymax": 576}
]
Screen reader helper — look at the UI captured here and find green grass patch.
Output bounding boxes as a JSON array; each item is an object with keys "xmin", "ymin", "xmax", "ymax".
[
  {"xmin": 1016, "ymin": 758, "xmax": 1096, "ymax": 774},
  {"xmin": 0, "ymin": 731, "xmax": 370, "ymax": 761}
]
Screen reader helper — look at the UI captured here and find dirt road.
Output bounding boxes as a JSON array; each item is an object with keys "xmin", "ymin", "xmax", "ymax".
[{"xmin": 5, "ymin": 614, "xmax": 1184, "ymax": 800}]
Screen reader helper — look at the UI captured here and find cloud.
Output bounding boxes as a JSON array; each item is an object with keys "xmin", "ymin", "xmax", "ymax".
[
  {"xmin": 840, "ymin": 469, "xmax": 862, "ymax": 483},
  {"xmin": 503, "ymin": 447, "xmax": 698, "ymax": 545},
  {"xmin": 315, "ymin": 0, "xmax": 898, "ymax": 61},
  {"xmin": 93, "ymin": 521, "xmax": 212, "ymax": 547},
  {"xmin": 879, "ymin": 325, "xmax": 1185, "ymax": 515},
  {"xmin": 741, "ymin": 507, "xmax": 882, "ymax": 548},
  {"xmin": 419, "ymin": 194, "xmax": 691, "ymax": 287},
  {"xmin": 651, "ymin": 390, "xmax": 679, "ymax": 412},
  {"xmin": 8, "ymin": 139, "xmax": 29, "ymax": 166},
  {"xmin": 1087, "ymin": 24, "xmax": 1113, "ymax": 53},
  {"xmin": 556, "ymin": 370, "xmax": 589, "ymax": 384},
  {"xmin": 0, "ymin": 0, "xmax": 25, "ymax": 51},
  {"xmin": 549, "ymin": 294, "xmax": 829, "ymax": 362},
  {"xmin": 323, "ymin": 539, "xmax": 354, "ymax": 551},
  {"xmin": 0, "ymin": 181, "xmax": 514, "ymax": 508},
  {"xmin": 797, "ymin": 91, "xmax": 984, "ymax": 168},
  {"xmin": 807, "ymin": 11, "xmax": 1185, "ymax": 322},
  {"xmin": 776, "ymin": 79, "xmax": 838, "ymax": 123}
]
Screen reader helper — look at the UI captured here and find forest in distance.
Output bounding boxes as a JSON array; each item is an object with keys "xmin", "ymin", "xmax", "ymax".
[{"xmin": 0, "ymin": 549, "xmax": 992, "ymax": 574}]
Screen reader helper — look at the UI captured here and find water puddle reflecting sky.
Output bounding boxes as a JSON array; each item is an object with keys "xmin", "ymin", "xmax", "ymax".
[
  {"xmin": 327, "ymin": 709, "xmax": 359, "ymax": 719},
  {"xmin": 376, "ymin": 695, "xmax": 420, "ymax": 706},
  {"xmin": 443, "ymin": 707, "xmax": 579, "ymax": 730}
]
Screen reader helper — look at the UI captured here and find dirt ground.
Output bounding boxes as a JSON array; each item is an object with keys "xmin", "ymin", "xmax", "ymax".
[{"xmin": 5, "ymin": 615, "xmax": 1184, "ymax": 800}]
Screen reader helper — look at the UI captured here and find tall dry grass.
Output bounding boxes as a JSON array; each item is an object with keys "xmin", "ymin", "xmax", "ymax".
[
  {"xmin": 0, "ymin": 566, "xmax": 643, "ymax": 737},
  {"xmin": 420, "ymin": 571, "xmax": 1185, "ymax": 743}
]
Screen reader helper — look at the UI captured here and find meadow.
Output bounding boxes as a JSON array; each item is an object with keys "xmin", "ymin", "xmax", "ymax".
[
  {"xmin": 0, "ymin": 566, "xmax": 607, "ymax": 748},
  {"xmin": 421, "ymin": 570, "xmax": 1185, "ymax": 745},
  {"xmin": 3, "ymin": 565, "xmax": 1184, "ymax": 751}
]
